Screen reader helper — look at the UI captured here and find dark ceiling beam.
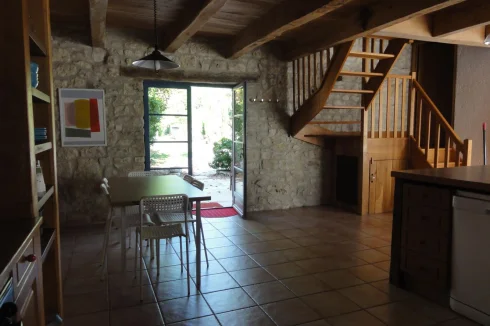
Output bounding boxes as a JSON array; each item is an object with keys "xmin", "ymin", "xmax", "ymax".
[
  {"xmin": 89, "ymin": 0, "xmax": 108, "ymax": 48},
  {"xmin": 432, "ymin": 0, "xmax": 490, "ymax": 37},
  {"xmin": 227, "ymin": 0, "xmax": 354, "ymax": 59},
  {"xmin": 282, "ymin": 0, "xmax": 465, "ymax": 60},
  {"xmin": 161, "ymin": 0, "xmax": 228, "ymax": 53}
]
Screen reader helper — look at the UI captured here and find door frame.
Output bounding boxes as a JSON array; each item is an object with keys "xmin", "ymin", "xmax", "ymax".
[{"xmin": 232, "ymin": 82, "xmax": 247, "ymax": 218}]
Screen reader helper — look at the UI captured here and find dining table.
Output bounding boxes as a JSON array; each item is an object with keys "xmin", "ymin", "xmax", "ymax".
[{"xmin": 108, "ymin": 175, "xmax": 211, "ymax": 289}]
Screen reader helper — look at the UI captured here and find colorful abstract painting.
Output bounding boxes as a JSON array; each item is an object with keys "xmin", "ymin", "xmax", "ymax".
[{"xmin": 58, "ymin": 89, "xmax": 106, "ymax": 146}]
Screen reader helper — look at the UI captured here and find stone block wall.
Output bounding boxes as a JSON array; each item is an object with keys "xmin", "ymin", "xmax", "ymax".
[{"xmin": 52, "ymin": 27, "xmax": 330, "ymax": 225}]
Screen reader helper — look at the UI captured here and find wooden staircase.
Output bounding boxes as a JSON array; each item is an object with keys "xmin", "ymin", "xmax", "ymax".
[{"xmin": 290, "ymin": 37, "xmax": 407, "ymax": 144}]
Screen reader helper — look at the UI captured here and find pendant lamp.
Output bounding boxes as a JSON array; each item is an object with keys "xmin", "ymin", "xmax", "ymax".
[{"xmin": 132, "ymin": 0, "xmax": 179, "ymax": 70}]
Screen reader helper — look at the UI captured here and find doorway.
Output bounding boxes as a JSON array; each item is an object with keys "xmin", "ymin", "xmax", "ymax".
[{"xmin": 143, "ymin": 81, "xmax": 247, "ymax": 215}]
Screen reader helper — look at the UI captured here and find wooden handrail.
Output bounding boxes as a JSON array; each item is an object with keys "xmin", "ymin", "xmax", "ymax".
[{"xmin": 413, "ymin": 80, "xmax": 464, "ymax": 147}]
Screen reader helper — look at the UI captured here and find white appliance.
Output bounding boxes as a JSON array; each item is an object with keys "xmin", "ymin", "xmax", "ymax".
[{"xmin": 452, "ymin": 192, "xmax": 490, "ymax": 325}]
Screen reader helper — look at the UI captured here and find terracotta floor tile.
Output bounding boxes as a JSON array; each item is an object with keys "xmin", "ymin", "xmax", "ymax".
[
  {"xmin": 217, "ymin": 306, "xmax": 275, "ymax": 326},
  {"xmin": 110, "ymin": 303, "xmax": 164, "ymax": 326},
  {"xmin": 195, "ymin": 272, "xmax": 239, "ymax": 293},
  {"xmin": 281, "ymin": 275, "xmax": 331, "ymax": 296},
  {"xmin": 218, "ymin": 256, "xmax": 259, "ymax": 271},
  {"xmin": 143, "ymin": 253, "xmax": 183, "ymax": 268},
  {"xmin": 227, "ymin": 234, "xmax": 261, "ymax": 245},
  {"xmin": 291, "ymin": 236, "xmax": 325, "ymax": 246},
  {"xmin": 265, "ymin": 262, "xmax": 309, "ymax": 279},
  {"xmin": 110, "ymin": 284, "xmax": 156, "ymax": 309},
  {"xmin": 167, "ymin": 315, "xmax": 220, "ymax": 326},
  {"xmin": 187, "ymin": 260, "xmax": 226, "ymax": 277},
  {"xmin": 153, "ymin": 278, "xmax": 199, "ymax": 301},
  {"xmin": 279, "ymin": 228, "xmax": 309, "ymax": 238},
  {"xmin": 203, "ymin": 288, "xmax": 256, "ymax": 314},
  {"xmin": 201, "ymin": 237, "xmax": 234, "ymax": 249},
  {"xmin": 301, "ymin": 291, "xmax": 361, "ymax": 318},
  {"xmin": 64, "ymin": 290, "xmax": 109, "ymax": 317},
  {"xmin": 229, "ymin": 267, "xmax": 275, "ymax": 286},
  {"xmin": 268, "ymin": 239, "xmax": 300, "ymax": 250},
  {"xmin": 338, "ymin": 284, "xmax": 392, "ymax": 308},
  {"xmin": 238, "ymin": 242, "xmax": 277, "ymax": 254},
  {"xmin": 327, "ymin": 310, "xmax": 385, "ymax": 326},
  {"xmin": 353, "ymin": 249, "xmax": 391, "ymax": 263},
  {"xmin": 297, "ymin": 320, "xmax": 331, "ymax": 326},
  {"xmin": 261, "ymin": 298, "xmax": 321, "ymax": 326},
  {"xmin": 349, "ymin": 264, "xmax": 389, "ymax": 282},
  {"xmin": 377, "ymin": 245, "xmax": 392, "ymax": 256},
  {"xmin": 63, "ymin": 311, "xmax": 110, "ymax": 326},
  {"xmin": 404, "ymin": 297, "xmax": 458, "ymax": 323},
  {"xmin": 367, "ymin": 302, "xmax": 435, "ymax": 326},
  {"xmin": 218, "ymin": 227, "xmax": 250, "ymax": 237},
  {"xmin": 282, "ymin": 247, "xmax": 321, "ymax": 261},
  {"xmin": 201, "ymin": 229, "xmax": 225, "ymax": 239},
  {"xmin": 249, "ymin": 251, "xmax": 289, "ymax": 266},
  {"xmin": 160, "ymin": 295, "xmax": 212, "ymax": 324},
  {"xmin": 243, "ymin": 281, "xmax": 295, "ymax": 304},
  {"xmin": 314, "ymin": 270, "xmax": 365, "ymax": 289},
  {"xmin": 253, "ymin": 231, "xmax": 287, "ymax": 241},
  {"xmin": 208, "ymin": 245, "xmax": 245, "ymax": 259},
  {"xmin": 324, "ymin": 255, "xmax": 368, "ymax": 269},
  {"xmin": 437, "ymin": 318, "xmax": 481, "ymax": 326},
  {"xmin": 370, "ymin": 280, "xmax": 413, "ymax": 302},
  {"xmin": 64, "ymin": 276, "xmax": 107, "ymax": 296},
  {"xmin": 374, "ymin": 260, "xmax": 390, "ymax": 272},
  {"xmin": 357, "ymin": 237, "xmax": 391, "ymax": 249},
  {"xmin": 148, "ymin": 265, "xmax": 189, "ymax": 284},
  {"xmin": 295, "ymin": 258, "xmax": 338, "ymax": 273}
]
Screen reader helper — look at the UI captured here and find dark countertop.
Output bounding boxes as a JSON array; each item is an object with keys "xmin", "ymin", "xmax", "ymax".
[
  {"xmin": 392, "ymin": 166, "xmax": 490, "ymax": 193},
  {"xmin": 0, "ymin": 217, "xmax": 42, "ymax": 285}
]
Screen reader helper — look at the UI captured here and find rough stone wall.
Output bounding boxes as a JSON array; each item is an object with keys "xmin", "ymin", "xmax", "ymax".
[{"xmin": 52, "ymin": 27, "xmax": 329, "ymax": 225}]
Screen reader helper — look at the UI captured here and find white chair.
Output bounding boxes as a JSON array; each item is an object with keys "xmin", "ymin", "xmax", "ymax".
[
  {"xmin": 99, "ymin": 183, "xmax": 142, "ymax": 280},
  {"xmin": 155, "ymin": 177, "xmax": 210, "ymax": 266},
  {"xmin": 136, "ymin": 195, "xmax": 191, "ymax": 300},
  {"xmin": 183, "ymin": 174, "xmax": 194, "ymax": 183},
  {"xmin": 128, "ymin": 170, "xmax": 167, "ymax": 177}
]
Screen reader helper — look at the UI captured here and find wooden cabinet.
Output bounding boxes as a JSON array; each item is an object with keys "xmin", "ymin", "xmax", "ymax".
[{"xmin": 19, "ymin": 281, "xmax": 41, "ymax": 326}]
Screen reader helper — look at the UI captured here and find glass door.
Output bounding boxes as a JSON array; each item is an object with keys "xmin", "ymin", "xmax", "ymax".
[
  {"xmin": 232, "ymin": 83, "xmax": 246, "ymax": 217},
  {"xmin": 144, "ymin": 82, "xmax": 192, "ymax": 174}
]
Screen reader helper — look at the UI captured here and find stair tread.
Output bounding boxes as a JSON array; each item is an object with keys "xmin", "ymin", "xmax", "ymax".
[
  {"xmin": 304, "ymin": 131, "xmax": 361, "ymax": 137},
  {"xmin": 332, "ymin": 89, "xmax": 374, "ymax": 94},
  {"xmin": 323, "ymin": 105, "xmax": 365, "ymax": 110},
  {"xmin": 309, "ymin": 120, "xmax": 361, "ymax": 125},
  {"xmin": 349, "ymin": 51, "xmax": 395, "ymax": 59},
  {"xmin": 340, "ymin": 71, "xmax": 384, "ymax": 77}
]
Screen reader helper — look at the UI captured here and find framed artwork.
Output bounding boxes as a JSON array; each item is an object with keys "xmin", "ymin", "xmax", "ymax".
[{"xmin": 58, "ymin": 88, "xmax": 107, "ymax": 147}]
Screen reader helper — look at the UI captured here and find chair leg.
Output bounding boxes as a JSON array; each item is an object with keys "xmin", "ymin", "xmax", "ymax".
[
  {"xmin": 139, "ymin": 232, "xmax": 143, "ymax": 302},
  {"xmin": 185, "ymin": 226, "xmax": 190, "ymax": 296},
  {"xmin": 128, "ymin": 226, "xmax": 132, "ymax": 248},
  {"xmin": 179, "ymin": 236, "xmax": 183, "ymax": 273},
  {"xmin": 134, "ymin": 231, "xmax": 138, "ymax": 279},
  {"xmin": 200, "ymin": 227, "xmax": 210, "ymax": 267},
  {"xmin": 150, "ymin": 239, "xmax": 155, "ymax": 259},
  {"xmin": 156, "ymin": 240, "xmax": 161, "ymax": 274}
]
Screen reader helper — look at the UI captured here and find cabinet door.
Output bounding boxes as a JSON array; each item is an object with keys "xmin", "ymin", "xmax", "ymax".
[
  {"xmin": 369, "ymin": 159, "xmax": 407, "ymax": 214},
  {"xmin": 19, "ymin": 280, "xmax": 41, "ymax": 326}
]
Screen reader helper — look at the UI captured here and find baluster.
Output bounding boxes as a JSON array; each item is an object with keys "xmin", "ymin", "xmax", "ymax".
[
  {"xmin": 313, "ymin": 52, "xmax": 317, "ymax": 90},
  {"xmin": 394, "ymin": 78, "xmax": 399, "ymax": 138},
  {"xmin": 445, "ymin": 136, "xmax": 451, "ymax": 168},
  {"xmin": 386, "ymin": 78, "xmax": 392, "ymax": 138},
  {"xmin": 434, "ymin": 122, "xmax": 440, "ymax": 168},
  {"xmin": 455, "ymin": 147, "xmax": 461, "ymax": 167},
  {"xmin": 371, "ymin": 38, "xmax": 375, "ymax": 71},
  {"xmin": 401, "ymin": 78, "xmax": 407, "ymax": 137},
  {"xmin": 417, "ymin": 97, "xmax": 423, "ymax": 148},
  {"xmin": 371, "ymin": 93, "xmax": 375, "ymax": 138},
  {"xmin": 425, "ymin": 110, "xmax": 431, "ymax": 161},
  {"xmin": 307, "ymin": 55, "xmax": 311, "ymax": 95},
  {"xmin": 379, "ymin": 85, "xmax": 383, "ymax": 138},
  {"xmin": 302, "ymin": 57, "xmax": 306, "ymax": 102},
  {"xmin": 327, "ymin": 48, "xmax": 331, "ymax": 66},
  {"xmin": 296, "ymin": 59, "xmax": 301, "ymax": 107},
  {"xmin": 320, "ymin": 50, "xmax": 324, "ymax": 79}
]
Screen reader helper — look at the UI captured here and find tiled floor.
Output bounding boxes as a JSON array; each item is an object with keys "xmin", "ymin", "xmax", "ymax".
[{"xmin": 60, "ymin": 206, "xmax": 479, "ymax": 326}]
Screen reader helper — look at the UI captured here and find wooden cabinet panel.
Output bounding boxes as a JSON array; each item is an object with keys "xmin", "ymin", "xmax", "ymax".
[
  {"xmin": 19, "ymin": 281, "xmax": 41, "ymax": 326},
  {"xmin": 14, "ymin": 238, "xmax": 35, "ymax": 292},
  {"xmin": 401, "ymin": 250, "xmax": 447, "ymax": 286},
  {"xmin": 403, "ymin": 184, "xmax": 451, "ymax": 209},
  {"xmin": 402, "ymin": 230, "xmax": 448, "ymax": 260},
  {"xmin": 402, "ymin": 206, "xmax": 450, "ymax": 235}
]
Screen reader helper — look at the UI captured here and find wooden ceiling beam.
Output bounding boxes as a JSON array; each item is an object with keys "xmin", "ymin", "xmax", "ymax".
[
  {"xmin": 282, "ymin": 0, "xmax": 465, "ymax": 61},
  {"xmin": 162, "ymin": 0, "xmax": 228, "ymax": 53},
  {"xmin": 89, "ymin": 0, "xmax": 108, "ymax": 48},
  {"xmin": 227, "ymin": 0, "xmax": 354, "ymax": 59},
  {"xmin": 432, "ymin": 0, "xmax": 490, "ymax": 37}
]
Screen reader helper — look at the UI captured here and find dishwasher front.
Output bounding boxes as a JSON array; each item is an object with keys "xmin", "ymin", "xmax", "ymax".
[{"xmin": 452, "ymin": 193, "xmax": 490, "ymax": 325}]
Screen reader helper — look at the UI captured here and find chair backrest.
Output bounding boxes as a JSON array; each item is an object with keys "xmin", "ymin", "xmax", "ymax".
[
  {"xmin": 102, "ymin": 177, "xmax": 109, "ymax": 187},
  {"xmin": 129, "ymin": 171, "xmax": 167, "ymax": 177},
  {"xmin": 183, "ymin": 174, "xmax": 194, "ymax": 183},
  {"xmin": 140, "ymin": 195, "xmax": 188, "ymax": 217},
  {"xmin": 190, "ymin": 179, "xmax": 204, "ymax": 191}
]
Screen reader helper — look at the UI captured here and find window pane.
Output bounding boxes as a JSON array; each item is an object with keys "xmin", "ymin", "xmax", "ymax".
[
  {"xmin": 234, "ymin": 142, "xmax": 244, "ymax": 169},
  {"xmin": 233, "ymin": 168, "xmax": 244, "ymax": 196},
  {"xmin": 233, "ymin": 87, "xmax": 244, "ymax": 115},
  {"xmin": 149, "ymin": 116, "xmax": 188, "ymax": 142},
  {"xmin": 150, "ymin": 142, "xmax": 188, "ymax": 169},
  {"xmin": 234, "ymin": 116, "xmax": 243, "ymax": 142},
  {"xmin": 148, "ymin": 87, "xmax": 187, "ymax": 115}
]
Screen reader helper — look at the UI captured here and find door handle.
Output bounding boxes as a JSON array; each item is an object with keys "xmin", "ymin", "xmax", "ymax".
[{"xmin": 370, "ymin": 174, "xmax": 376, "ymax": 183}]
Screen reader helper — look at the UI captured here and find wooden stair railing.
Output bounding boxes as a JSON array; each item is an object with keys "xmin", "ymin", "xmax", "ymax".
[{"xmin": 411, "ymin": 80, "xmax": 472, "ymax": 167}]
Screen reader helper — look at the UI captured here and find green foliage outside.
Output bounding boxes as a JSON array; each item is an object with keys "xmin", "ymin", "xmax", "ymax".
[
  {"xmin": 209, "ymin": 138, "xmax": 232, "ymax": 171},
  {"xmin": 148, "ymin": 88, "xmax": 170, "ymax": 164},
  {"xmin": 201, "ymin": 122, "xmax": 206, "ymax": 137}
]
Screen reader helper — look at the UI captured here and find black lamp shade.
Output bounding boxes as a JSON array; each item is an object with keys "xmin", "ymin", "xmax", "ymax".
[{"xmin": 132, "ymin": 49, "xmax": 180, "ymax": 70}]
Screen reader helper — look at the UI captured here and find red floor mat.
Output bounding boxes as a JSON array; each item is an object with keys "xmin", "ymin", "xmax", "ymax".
[
  {"xmin": 193, "ymin": 207, "xmax": 238, "ymax": 218},
  {"xmin": 192, "ymin": 202, "xmax": 223, "ymax": 209}
]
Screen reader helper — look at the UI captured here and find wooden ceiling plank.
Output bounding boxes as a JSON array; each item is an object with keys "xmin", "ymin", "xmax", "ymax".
[
  {"xmin": 162, "ymin": 0, "xmax": 229, "ymax": 52},
  {"xmin": 228, "ymin": 0, "xmax": 354, "ymax": 59},
  {"xmin": 89, "ymin": 0, "xmax": 108, "ymax": 48},
  {"xmin": 282, "ymin": 0, "xmax": 465, "ymax": 60},
  {"xmin": 432, "ymin": 0, "xmax": 490, "ymax": 37}
]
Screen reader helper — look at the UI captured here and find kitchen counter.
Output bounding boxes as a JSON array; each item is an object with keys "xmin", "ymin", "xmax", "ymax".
[{"xmin": 392, "ymin": 165, "xmax": 490, "ymax": 193}]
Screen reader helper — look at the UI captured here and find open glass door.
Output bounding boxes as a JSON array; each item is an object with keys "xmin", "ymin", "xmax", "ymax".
[{"xmin": 232, "ymin": 83, "xmax": 246, "ymax": 217}]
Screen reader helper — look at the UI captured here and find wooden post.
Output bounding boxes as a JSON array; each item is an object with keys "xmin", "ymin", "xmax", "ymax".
[
  {"xmin": 379, "ymin": 86, "xmax": 383, "ymax": 139},
  {"xmin": 394, "ymin": 78, "xmax": 399, "ymax": 138},
  {"xmin": 292, "ymin": 60, "xmax": 296, "ymax": 112},
  {"xmin": 434, "ymin": 123, "xmax": 440, "ymax": 168},
  {"xmin": 307, "ymin": 54, "xmax": 311, "ymax": 95},
  {"xmin": 313, "ymin": 52, "xmax": 317, "ymax": 90},
  {"xmin": 463, "ymin": 139, "xmax": 472, "ymax": 166},
  {"xmin": 425, "ymin": 110, "xmax": 431, "ymax": 160},
  {"xmin": 320, "ymin": 50, "xmax": 324, "ymax": 79},
  {"xmin": 302, "ymin": 57, "xmax": 306, "ymax": 102},
  {"xmin": 386, "ymin": 78, "xmax": 392, "ymax": 138},
  {"xmin": 417, "ymin": 97, "xmax": 423, "ymax": 148},
  {"xmin": 401, "ymin": 78, "xmax": 407, "ymax": 137},
  {"xmin": 445, "ymin": 137, "xmax": 451, "ymax": 168}
]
